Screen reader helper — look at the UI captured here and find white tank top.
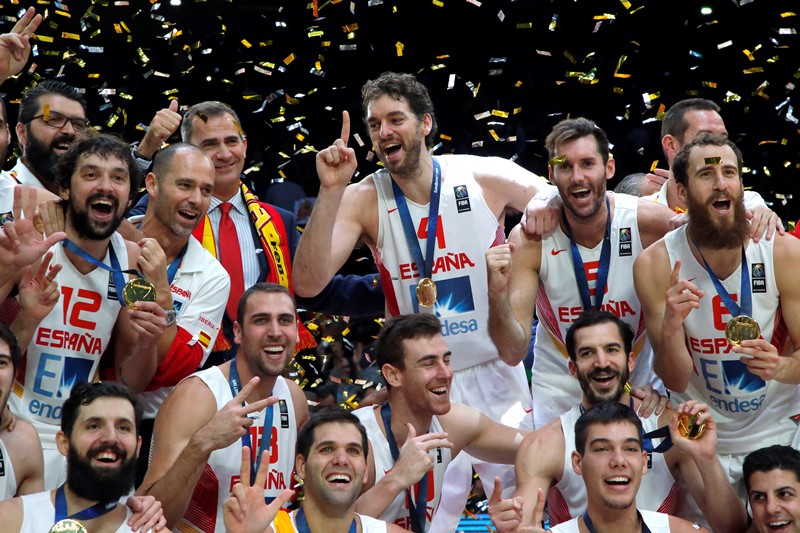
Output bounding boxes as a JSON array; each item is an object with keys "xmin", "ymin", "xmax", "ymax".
[
  {"xmin": 20, "ymin": 491, "xmax": 136, "ymax": 533},
  {"xmin": 547, "ymin": 404, "xmax": 678, "ymax": 525},
  {"xmin": 372, "ymin": 156, "xmax": 505, "ymax": 370},
  {"xmin": 664, "ymin": 226, "xmax": 799, "ymax": 454},
  {"xmin": 353, "ymin": 405, "xmax": 452, "ymax": 531},
  {"xmin": 0, "ymin": 436, "xmax": 17, "ymax": 500},
  {"xmin": 175, "ymin": 366, "xmax": 297, "ymax": 533},
  {"xmin": 532, "ymin": 194, "xmax": 653, "ymax": 428},
  {"xmin": 9, "ymin": 234, "xmax": 128, "ymax": 449},
  {"xmin": 551, "ymin": 509, "xmax": 671, "ymax": 533}
]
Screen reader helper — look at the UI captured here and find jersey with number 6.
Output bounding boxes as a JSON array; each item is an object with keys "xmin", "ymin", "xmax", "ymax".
[{"xmin": 9, "ymin": 234, "xmax": 128, "ymax": 452}]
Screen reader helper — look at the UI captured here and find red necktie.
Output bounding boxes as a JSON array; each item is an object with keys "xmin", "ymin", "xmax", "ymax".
[{"xmin": 218, "ymin": 202, "xmax": 245, "ymax": 320}]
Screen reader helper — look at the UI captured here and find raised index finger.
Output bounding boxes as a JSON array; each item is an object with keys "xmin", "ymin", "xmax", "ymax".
[
  {"xmin": 340, "ymin": 110, "xmax": 350, "ymax": 145},
  {"xmin": 670, "ymin": 259, "xmax": 682, "ymax": 287}
]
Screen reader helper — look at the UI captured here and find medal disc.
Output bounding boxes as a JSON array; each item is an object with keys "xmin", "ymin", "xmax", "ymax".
[
  {"xmin": 122, "ymin": 277, "xmax": 157, "ymax": 307},
  {"xmin": 50, "ymin": 519, "xmax": 88, "ymax": 533},
  {"xmin": 416, "ymin": 278, "xmax": 437, "ymax": 307},
  {"xmin": 725, "ymin": 315, "xmax": 760, "ymax": 346},
  {"xmin": 677, "ymin": 413, "xmax": 706, "ymax": 440}
]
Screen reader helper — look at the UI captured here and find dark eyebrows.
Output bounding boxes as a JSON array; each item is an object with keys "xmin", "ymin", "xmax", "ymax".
[{"xmin": 415, "ymin": 351, "xmax": 451, "ymax": 364}]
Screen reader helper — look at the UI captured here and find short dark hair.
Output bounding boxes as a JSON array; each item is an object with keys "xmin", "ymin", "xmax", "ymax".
[
  {"xmin": 376, "ymin": 313, "xmax": 441, "ymax": 371},
  {"xmin": 743, "ymin": 445, "xmax": 800, "ymax": 493},
  {"xmin": 18, "ymin": 79, "xmax": 87, "ymax": 125},
  {"xmin": 151, "ymin": 142, "xmax": 209, "ymax": 184},
  {"xmin": 57, "ymin": 133, "xmax": 142, "ymax": 202},
  {"xmin": 660, "ymin": 98, "xmax": 721, "ymax": 143},
  {"xmin": 574, "ymin": 401, "xmax": 643, "ymax": 455},
  {"xmin": 236, "ymin": 282, "xmax": 296, "ymax": 324},
  {"xmin": 361, "ymin": 72, "xmax": 438, "ymax": 148},
  {"xmin": 181, "ymin": 100, "xmax": 244, "ymax": 144},
  {"xmin": 295, "ymin": 409, "xmax": 369, "ymax": 461},
  {"xmin": 545, "ymin": 117, "xmax": 611, "ymax": 165},
  {"xmin": 61, "ymin": 381, "xmax": 142, "ymax": 438},
  {"xmin": 0, "ymin": 322, "xmax": 21, "ymax": 370},
  {"xmin": 672, "ymin": 132, "xmax": 743, "ymax": 187},
  {"xmin": 565, "ymin": 310, "xmax": 634, "ymax": 362}
]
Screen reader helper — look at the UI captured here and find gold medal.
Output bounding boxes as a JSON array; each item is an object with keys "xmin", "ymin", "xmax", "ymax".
[
  {"xmin": 416, "ymin": 278, "xmax": 437, "ymax": 307},
  {"xmin": 725, "ymin": 315, "xmax": 760, "ymax": 346},
  {"xmin": 50, "ymin": 519, "xmax": 88, "ymax": 533},
  {"xmin": 122, "ymin": 277, "xmax": 157, "ymax": 307},
  {"xmin": 677, "ymin": 413, "xmax": 706, "ymax": 440}
]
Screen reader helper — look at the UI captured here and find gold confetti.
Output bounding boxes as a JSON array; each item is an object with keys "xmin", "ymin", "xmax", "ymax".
[
  {"xmin": 33, "ymin": 34, "xmax": 54, "ymax": 42},
  {"xmin": 743, "ymin": 67, "xmax": 764, "ymax": 74},
  {"xmin": 61, "ymin": 32, "xmax": 79, "ymax": 40},
  {"xmin": 549, "ymin": 155, "xmax": 567, "ymax": 166},
  {"xmin": 491, "ymin": 109, "xmax": 509, "ymax": 118},
  {"xmin": 284, "ymin": 53, "xmax": 296, "ymax": 65},
  {"xmin": 704, "ymin": 157, "xmax": 722, "ymax": 164},
  {"xmin": 241, "ymin": 39, "xmax": 252, "ymax": 48},
  {"xmin": 395, "ymin": 41, "xmax": 404, "ymax": 56},
  {"xmin": 43, "ymin": 104, "xmax": 50, "ymax": 122}
]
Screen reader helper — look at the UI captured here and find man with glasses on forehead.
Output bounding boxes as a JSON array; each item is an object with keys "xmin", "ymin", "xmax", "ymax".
[{"xmin": 3, "ymin": 79, "xmax": 90, "ymax": 193}]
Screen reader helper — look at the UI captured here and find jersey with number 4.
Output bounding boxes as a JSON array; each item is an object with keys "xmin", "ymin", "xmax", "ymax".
[
  {"xmin": 9, "ymin": 234, "xmax": 128, "ymax": 449},
  {"xmin": 372, "ymin": 156, "xmax": 504, "ymax": 371}
]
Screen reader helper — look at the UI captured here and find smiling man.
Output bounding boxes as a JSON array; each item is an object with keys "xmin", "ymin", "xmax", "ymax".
[
  {"xmin": 488, "ymin": 311, "xmax": 745, "ymax": 533},
  {"xmin": 536, "ymin": 402, "xmax": 712, "ymax": 533},
  {"xmin": 126, "ymin": 143, "xmax": 230, "ymax": 486},
  {"xmin": 4, "ymin": 80, "xmax": 90, "ymax": 192},
  {"xmin": 139, "ymin": 282, "xmax": 308, "ymax": 532},
  {"xmin": 0, "ymin": 381, "xmax": 170, "ymax": 532},
  {"xmin": 744, "ymin": 445, "xmax": 800, "ymax": 533},
  {"xmin": 225, "ymin": 410, "xmax": 410, "ymax": 533},
  {"xmin": 351, "ymin": 313, "xmax": 528, "ymax": 532},
  {"xmin": 486, "ymin": 116, "xmax": 678, "ymax": 430},
  {"xmin": 634, "ymin": 133, "xmax": 800, "ymax": 498},
  {"xmin": 6, "ymin": 134, "xmax": 168, "ymax": 490}
]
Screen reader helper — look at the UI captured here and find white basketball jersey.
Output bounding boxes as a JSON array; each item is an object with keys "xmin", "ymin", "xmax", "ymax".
[
  {"xmin": 175, "ymin": 366, "xmax": 297, "ymax": 533},
  {"xmin": 353, "ymin": 405, "xmax": 452, "ymax": 531},
  {"xmin": 10, "ymin": 234, "xmax": 128, "ymax": 449},
  {"xmin": 547, "ymin": 404, "xmax": 678, "ymax": 525},
  {"xmin": 372, "ymin": 156, "xmax": 505, "ymax": 371},
  {"xmin": 532, "ymin": 194, "xmax": 652, "ymax": 428},
  {"xmin": 664, "ymin": 226, "xmax": 799, "ymax": 454}
]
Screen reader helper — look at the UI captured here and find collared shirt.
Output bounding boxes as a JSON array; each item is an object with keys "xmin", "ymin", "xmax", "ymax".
[
  {"xmin": 208, "ymin": 192, "xmax": 260, "ymax": 288},
  {"xmin": 1, "ymin": 160, "xmax": 45, "ymax": 189}
]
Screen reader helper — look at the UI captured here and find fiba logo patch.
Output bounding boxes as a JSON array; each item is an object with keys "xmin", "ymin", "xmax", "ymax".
[
  {"xmin": 619, "ymin": 227, "xmax": 632, "ymax": 256},
  {"xmin": 751, "ymin": 263, "xmax": 766, "ymax": 293},
  {"xmin": 454, "ymin": 185, "xmax": 471, "ymax": 213}
]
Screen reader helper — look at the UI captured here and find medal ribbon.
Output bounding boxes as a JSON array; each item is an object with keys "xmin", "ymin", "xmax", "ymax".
[
  {"xmin": 380, "ymin": 402, "xmax": 429, "ymax": 533},
  {"xmin": 295, "ymin": 508, "xmax": 357, "ymax": 533},
  {"xmin": 583, "ymin": 510, "xmax": 652, "ymax": 533},
  {"xmin": 562, "ymin": 197, "xmax": 612, "ymax": 312},
  {"xmin": 390, "ymin": 159, "xmax": 442, "ymax": 282},
  {"xmin": 55, "ymin": 484, "xmax": 118, "ymax": 522},
  {"xmin": 691, "ymin": 238, "xmax": 751, "ymax": 318},
  {"xmin": 63, "ymin": 239, "xmax": 143, "ymax": 306},
  {"xmin": 228, "ymin": 358, "xmax": 274, "ymax": 486},
  {"xmin": 166, "ymin": 244, "xmax": 188, "ymax": 285}
]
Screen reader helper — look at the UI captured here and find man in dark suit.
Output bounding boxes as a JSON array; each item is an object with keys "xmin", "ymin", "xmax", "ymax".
[{"xmin": 129, "ymin": 100, "xmax": 384, "ymax": 367}]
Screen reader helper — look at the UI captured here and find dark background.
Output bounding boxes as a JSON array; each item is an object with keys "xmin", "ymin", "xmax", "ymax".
[{"xmin": 1, "ymin": 0, "xmax": 797, "ymax": 229}]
